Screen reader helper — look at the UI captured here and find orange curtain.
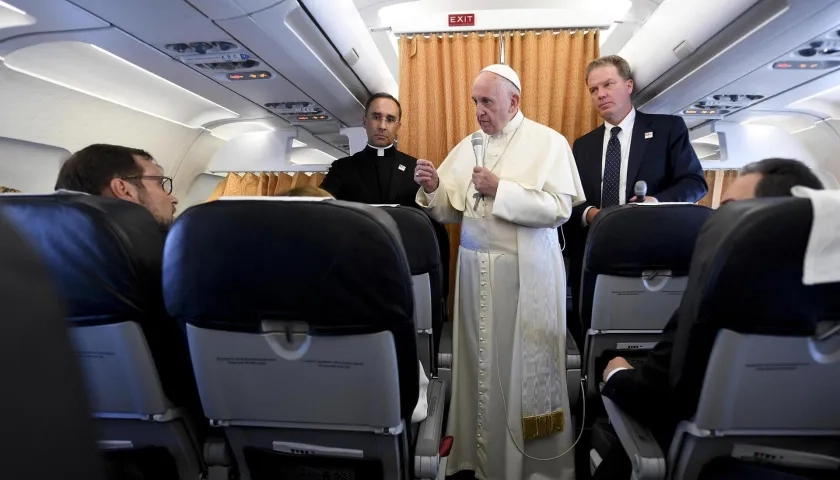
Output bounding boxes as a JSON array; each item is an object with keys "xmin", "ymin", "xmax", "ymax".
[
  {"xmin": 503, "ymin": 30, "xmax": 601, "ymax": 141},
  {"xmin": 205, "ymin": 172, "xmax": 321, "ymax": 201},
  {"xmin": 398, "ymin": 30, "xmax": 600, "ymax": 306},
  {"xmin": 696, "ymin": 169, "xmax": 740, "ymax": 208}
]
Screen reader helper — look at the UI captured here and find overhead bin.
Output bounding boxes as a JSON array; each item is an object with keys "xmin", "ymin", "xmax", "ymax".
[
  {"xmin": 215, "ymin": 0, "xmax": 374, "ymax": 127},
  {"xmin": 299, "ymin": 0, "xmax": 398, "ymax": 96},
  {"xmin": 635, "ymin": 0, "xmax": 840, "ymax": 119},
  {"xmin": 620, "ymin": 0, "xmax": 763, "ymax": 93},
  {"xmin": 0, "ymin": 27, "xmax": 266, "ymax": 126}
]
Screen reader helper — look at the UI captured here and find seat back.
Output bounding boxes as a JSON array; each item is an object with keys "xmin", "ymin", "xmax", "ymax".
[
  {"xmin": 163, "ymin": 198, "xmax": 418, "ymax": 480},
  {"xmin": 665, "ymin": 197, "xmax": 840, "ymax": 480},
  {"xmin": 0, "ymin": 193, "xmax": 203, "ymax": 479},
  {"xmin": 582, "ymin": 203, "xmax": 711, "ymax": 396},
  {"xmin": 0, "ymin": 212, "xmax": 107, "ymax": 480},
  {"xmin": 379, "ymin": 205, "xmax": 444, "ymax": 377}
]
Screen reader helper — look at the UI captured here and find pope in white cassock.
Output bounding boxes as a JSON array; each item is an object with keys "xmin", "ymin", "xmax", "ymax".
[{"xmin": 414, "ymin": 65, "xmax": 586, "ymax": 480}]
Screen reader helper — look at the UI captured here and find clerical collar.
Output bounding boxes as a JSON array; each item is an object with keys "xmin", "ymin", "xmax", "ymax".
[
  {"xmin": 365, "ymin": 143, "xmax": 395, "ymax": 157},
  {"xmin": 491, "ymin": 110, "xmax": 525, "ymax": 138}
]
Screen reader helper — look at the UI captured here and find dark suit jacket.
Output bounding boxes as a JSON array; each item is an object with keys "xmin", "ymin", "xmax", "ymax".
[
  {"xmin": 564, "ymin": 111, "xmax": 708, "ymax": 342},
  {"xmin": 320, "ymin": 146, "xmax": 421, "ymax": 207},
  {"xmin": 571, "ymin": 110, "xmax": 708, "ymax": 219}
]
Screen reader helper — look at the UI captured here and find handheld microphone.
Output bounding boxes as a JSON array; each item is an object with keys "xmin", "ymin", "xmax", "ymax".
[
  {"xmin": 633, "ymin": 180, "xmax": 647, "ymax": 203},
  {"xmin": 471, "ymin": 132, "xmax": 484, "ymax": 167},
  {"xmin": 470, "ymin": 132, "xmax": 485, "ymax": 210}
]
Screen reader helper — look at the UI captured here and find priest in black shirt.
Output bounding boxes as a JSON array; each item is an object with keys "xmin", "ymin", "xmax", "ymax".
[
  {"xmin": 321, "ymin": 93, "xmax": 451, "ymax": 346},
  {"xmin": 320, "ymin": 93, "xmax": 422, "ymax": 206}
]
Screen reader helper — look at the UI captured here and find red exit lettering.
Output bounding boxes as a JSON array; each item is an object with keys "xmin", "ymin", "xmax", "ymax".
[{"xmin": 448, "ymin": 13, "xmax": 475, "ymax": 27}]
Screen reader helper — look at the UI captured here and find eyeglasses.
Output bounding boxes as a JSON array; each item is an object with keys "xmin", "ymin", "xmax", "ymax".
[{"xmin": 123, "ymin": 175, "xmax": 173, "ymax": 195}]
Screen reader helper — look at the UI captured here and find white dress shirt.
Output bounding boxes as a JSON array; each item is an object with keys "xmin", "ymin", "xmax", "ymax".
[
  {"xmin": 582, "ymin": 108, "xmax": 637, "ymax": 226},
  {"xmin": 605, "ymin": 366, "xmax": 629, "ymax": 383}
]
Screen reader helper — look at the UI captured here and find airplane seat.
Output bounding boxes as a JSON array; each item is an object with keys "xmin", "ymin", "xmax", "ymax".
[
  {"xmin": 378, "ymin": 205, "xmax": 445, "ymax": 379},
  {"xmin": 596, "ymin": 197, "xmax": 840, "ymax": 480},
  {"xmin": 581, "ymin": 203, "xmax": 712, "ymax": 398},
  {"xmin": 0, "ymin": 192, "xmax": 205, "ymax": 480},
  {"xmin": 163, "ymin": 198, "xmax": 447, "ymax": 480},
  {"xmin": 0, "ymin": 211, "xmax": 108, "ymax": 480}
]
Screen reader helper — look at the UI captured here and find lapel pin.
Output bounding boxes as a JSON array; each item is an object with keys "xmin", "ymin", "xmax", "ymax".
[
  {"xmin": 645, "ymin": 131, "xmax": 653, "ymax": 139},
  {"xmin": 398, "ymin": 164, "xmax": 406, "ymax": 171}
]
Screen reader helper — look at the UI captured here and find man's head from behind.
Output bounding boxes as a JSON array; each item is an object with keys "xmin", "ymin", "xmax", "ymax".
[
  {"xmin": 472, "ymin": 65, "xmax": 521, "ymax": 135},
  {"xmin": 586, "ymin": 55, "xmax": 634, "ymax": 125},
  {"xmin": 55, "ymin": 144, "xmax": 178, "ymax": 228},
  {"xmin": 721, "ymin": 158, "xmax": 824, "ymax": 204},
  {"xmin": 364, "ymin": 93, "xmax": 402, "ymax": 148}
]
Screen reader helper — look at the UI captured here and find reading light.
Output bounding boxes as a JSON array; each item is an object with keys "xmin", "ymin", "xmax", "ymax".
[
  {"xmin": 0, "ymin": 0, "xmax": 25, "ymax": 16},
  {"xmin": 3, "ymin": 41, "xmax": 239, "ymax": 128}
]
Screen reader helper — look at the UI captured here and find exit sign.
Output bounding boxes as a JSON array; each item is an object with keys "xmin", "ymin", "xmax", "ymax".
[{"xmin": 448, "ymin": 13, "xmax": 475, "ymax": 27}]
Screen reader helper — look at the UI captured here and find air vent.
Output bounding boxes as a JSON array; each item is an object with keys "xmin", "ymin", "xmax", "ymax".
[
  {"xmin": 683, "ymin": 93, "xmax": 765, "ymax": 117},
  {"xmin": 165, "ymin": 41, "xmax": 238, "ymax": 55},
  {"xmin": 265, "ymin": 101, "xmax": 325, "ymax": 115},
  {"xmin": 265, "ymin": 101, "xmax": 333, "ymax": 122},
  {"xmin": 797, "ymin": 39, "xmax": 840, "ymax": 57}
]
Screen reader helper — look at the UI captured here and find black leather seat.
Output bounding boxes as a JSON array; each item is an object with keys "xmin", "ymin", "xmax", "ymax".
[
  {"xmin": 378, "ymin": 205, "xmax": 445, "ymax": 376},
  {"xmin": 0, "ymin": 193, "xmax": 204, "ymax": 480},
  {"xmin": 163, "ymin": 198, "xmax": 447, "ymax": 479},
  {"xmin": 0, "ymin": 211, "xmax": 106, "ymax": 480},
  {"xmin": 580, "ymin": 203, "xmax": 712, "ymax": 398},
  {"xmin": 597, "ymin": 197, "xmax": 840, "ymax": 480}
]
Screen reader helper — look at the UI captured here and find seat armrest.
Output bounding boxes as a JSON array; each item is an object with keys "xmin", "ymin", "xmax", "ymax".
[
  {"xmin": 567, "ymin": 331, "xmax": 581, "ymax": 369},
  {"xmin": 415, "ymin": 379, "xmax": 446, "ymax": 479},
  {"xmin": 601, "ymin": 395, "xmax": 666, "ymax": 480}
]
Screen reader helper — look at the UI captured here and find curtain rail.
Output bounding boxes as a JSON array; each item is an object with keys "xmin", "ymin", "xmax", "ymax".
[{"xmin": 373, "ymin": 26, "xmax": 612, "ymax": 36}]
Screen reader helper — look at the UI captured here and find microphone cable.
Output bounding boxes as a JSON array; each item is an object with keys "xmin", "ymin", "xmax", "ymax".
[{"xmin": 473, "ymin": 124, "xmax": 585, "ymax": 462}]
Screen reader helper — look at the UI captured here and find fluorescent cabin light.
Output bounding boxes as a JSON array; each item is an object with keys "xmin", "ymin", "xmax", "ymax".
[
  {"xmin": 0, "ymin": 0, "xmax": 35, "ymax": 29},
  {"xmin": 292, "ymin": 139, "xmax": 307, "ymax": 147},
  {"xmin": 3, "ymin": 41, "xmax": 238, "ymax": 128},
  {"xmin": 210, "ymin": 121, "xmax": 276, "ymax": 141}
]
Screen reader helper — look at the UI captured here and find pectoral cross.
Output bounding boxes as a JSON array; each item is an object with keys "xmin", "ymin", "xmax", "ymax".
[{"xmin": 473, "ymin": 192, "xmax": 482, "ymax": 210}]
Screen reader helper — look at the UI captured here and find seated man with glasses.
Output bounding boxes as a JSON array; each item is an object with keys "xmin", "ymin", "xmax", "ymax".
[{"xmin": 55, "ymin": 143, "xmax": 179, "ymax": 230}]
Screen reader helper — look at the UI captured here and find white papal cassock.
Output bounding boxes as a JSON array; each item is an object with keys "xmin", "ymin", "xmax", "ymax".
[{"xmin": 417, "ymin": 110, "xmax": 585, "ymax": 480}]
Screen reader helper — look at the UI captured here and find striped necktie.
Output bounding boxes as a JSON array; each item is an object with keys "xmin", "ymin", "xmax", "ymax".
[{"xmin": 601, "ymin": 126, "xmax": 622, "ymax": 208}]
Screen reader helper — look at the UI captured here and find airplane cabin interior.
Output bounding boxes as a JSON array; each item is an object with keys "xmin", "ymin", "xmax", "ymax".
[{"xmin": 0, "ymin": 1, "xmax": 839, "ymax": 479}]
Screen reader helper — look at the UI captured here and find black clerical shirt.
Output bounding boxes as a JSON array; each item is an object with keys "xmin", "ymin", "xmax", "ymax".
[{"xmin": 320, "ymin": 144, "xmax": 421, "ymax": 206}]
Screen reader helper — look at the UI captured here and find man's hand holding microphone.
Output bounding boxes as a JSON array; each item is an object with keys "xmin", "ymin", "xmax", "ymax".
[{"xmin": 414, "ymin": 160, "xmax": 499, "ymax": 197}]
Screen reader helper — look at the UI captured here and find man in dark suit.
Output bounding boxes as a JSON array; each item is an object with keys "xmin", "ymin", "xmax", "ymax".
[
  {"xmin": 566, "ymin": 55, "xmax": 708, "ymax": 344},
  {"xmin": 321, "ymin": 93, "xmax": 423, "ymax": 206},
  {"xmin": 592, "ymin": 158, "xmax": 825, "ymax": 479}
]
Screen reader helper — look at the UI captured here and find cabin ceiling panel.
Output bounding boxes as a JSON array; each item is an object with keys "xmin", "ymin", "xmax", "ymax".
[{"xmin": 0, "ymin": 0, "xmax": 107, "ymax": 41}]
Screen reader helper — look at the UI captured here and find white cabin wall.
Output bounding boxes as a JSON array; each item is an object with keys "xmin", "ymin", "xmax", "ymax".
[
  {"xmin": 181, "ymin": 172, "xmax": 224, "ymax": 213},
  {"xmin": 169, "ymin": 130, "xmax": 226, "ymax": 204},
  {"xmin": 0, "ymin": 65, "xmax": 224, "ymax": 193},
  {"xmin": 791, "ymin": 120, "xmax": 840, "ymax": 189},
  {"xmin": 712, "ymin": 122, "xmax": 839, "ymax": 189},
  {"xmin": 0, "ymin": 137, "xmax": 70, "ymax": 192}
]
